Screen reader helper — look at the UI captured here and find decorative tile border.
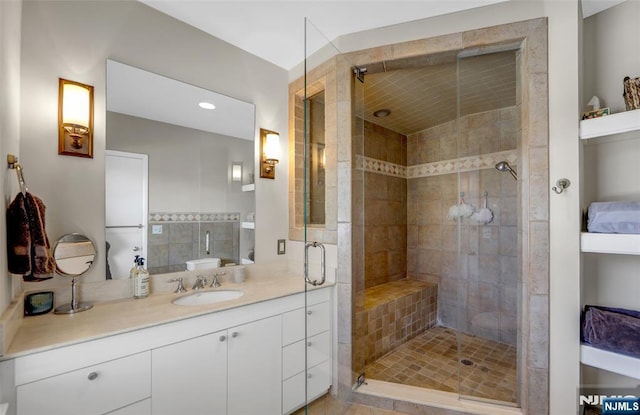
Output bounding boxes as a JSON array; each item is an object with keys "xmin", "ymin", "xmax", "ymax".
[
  {"xmin": 355, "ymin": 155, "xmax": 406, "ymax": 178},
  {"xmin": 149, "ymin": 212, "xmax": 240, "ymax": 223},
  {"xmin": 356, "ymin": 150, "xmax": 517, "ymax": 179}
]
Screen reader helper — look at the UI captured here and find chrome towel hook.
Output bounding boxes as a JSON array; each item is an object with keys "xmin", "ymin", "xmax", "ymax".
[{"xmin": 552, "ymin": 178, "xmax": 571, "ymax": 194}]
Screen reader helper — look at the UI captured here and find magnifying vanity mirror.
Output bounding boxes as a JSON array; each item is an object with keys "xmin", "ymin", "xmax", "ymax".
[
  {"xmin": 105, "ymin": 60, "xmax": 256, "ymax": 280},
  {"xmin": 53, "ymin": 233, "xmax": 96, "ymax": 314}
]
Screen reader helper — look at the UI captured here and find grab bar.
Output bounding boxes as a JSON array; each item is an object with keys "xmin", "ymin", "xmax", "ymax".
[
  {"xmin": 105, "ymin": 224, "xmax": 143, "ymax": 229},
  {"xmin": 305, "ymin": 241, "xmax": 326, "ymax": 286}
]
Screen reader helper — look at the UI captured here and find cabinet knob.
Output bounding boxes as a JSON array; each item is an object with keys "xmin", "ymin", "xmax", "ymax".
[
  {"xmin": 231, "ymin": 332, "xmax": 238, "ymax": 338},
  {"xmin": 307, "ymin": 310, "xmax": 312, "ymax": 315},
  {"xmin": 219, "ymin": 335, "xmax": 226, "ymax": 342},
  {"xmin": 87, "ymin": 372, "xmax": 98, "ymax": 381}
]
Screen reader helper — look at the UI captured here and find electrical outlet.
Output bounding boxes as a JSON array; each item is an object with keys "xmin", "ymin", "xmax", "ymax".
[{"xmin": 152, "ymin": 225, "xmax": 163, "ymax": 235}]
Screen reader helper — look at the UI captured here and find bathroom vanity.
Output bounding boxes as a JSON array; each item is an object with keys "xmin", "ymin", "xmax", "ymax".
[{"xmin": 0, "ymin": 276, "xmax": 332, "ymax": 415}]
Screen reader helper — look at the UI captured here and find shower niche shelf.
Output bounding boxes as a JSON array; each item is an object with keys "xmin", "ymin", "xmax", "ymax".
[{"xmin": 580, "ymin": 345, "xmax": 640, "ymax": 380}]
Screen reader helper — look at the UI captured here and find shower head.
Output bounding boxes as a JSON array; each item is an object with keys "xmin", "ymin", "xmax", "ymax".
[{"xmin": 495, "ymin": 161, "xmax": 518, "ymax": 180}]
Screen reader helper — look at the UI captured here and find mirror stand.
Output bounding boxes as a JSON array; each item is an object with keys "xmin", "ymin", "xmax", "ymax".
[
  {"xmin": 54, "ymin": 277, "xmax": 93, "ymax": 314},
  {"xmin": 52, "ymin": 233, "xmax": 97, "ymax": 314}
]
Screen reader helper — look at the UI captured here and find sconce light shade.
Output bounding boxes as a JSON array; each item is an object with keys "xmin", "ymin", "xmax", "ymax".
[
  {"xmin": 260, "ymin": 128, "xmax": 280, "ymax": 179},
  {"xmin": 58, "ymin": 78, "xmax": 94, "ymax": 158},
  {"xmin": 232, "ymin": 162, "xmax": 242, "ymax": 182}
]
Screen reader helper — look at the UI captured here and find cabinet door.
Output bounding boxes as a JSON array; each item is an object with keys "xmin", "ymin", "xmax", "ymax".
[
  {"xmin": 152, "ymin": 331, "xmax": 227, "ymax": 415},
  {"xmin": 228, "ymin": 315, "xmax": 282, "ymax": 415}
]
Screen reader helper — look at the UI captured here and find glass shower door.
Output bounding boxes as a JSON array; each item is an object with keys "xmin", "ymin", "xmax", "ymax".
[
  {"xmin": 455, "ymin": 48, "xmax": 521, "ymax": 406},
  {"xmin": 298, "ymin": 17, "xmax": 361, "ymax": 414}
]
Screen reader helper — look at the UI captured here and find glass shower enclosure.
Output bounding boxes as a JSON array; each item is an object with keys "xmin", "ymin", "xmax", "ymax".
[{"xmin": 353, "ymin": 46, "xmax": 522, "ymax": 406}]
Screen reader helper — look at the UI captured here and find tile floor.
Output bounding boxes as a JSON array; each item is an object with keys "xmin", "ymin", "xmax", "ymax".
[
  {"xmin": 365, "ymin": 326, "xmax": 518, "ymax": 404},
  {"xmin": 294, "ymin": 393, "xmax": 408, "ymax": 415}
]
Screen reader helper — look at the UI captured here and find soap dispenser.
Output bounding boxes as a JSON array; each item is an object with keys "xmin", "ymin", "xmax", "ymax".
[
  {"xmin": 130, "ymin": 255, "xmax": 140, "ymax": 280},
  {"xmin": 133, "ymin": 257, "xmax": 150, "ymax": 299}
]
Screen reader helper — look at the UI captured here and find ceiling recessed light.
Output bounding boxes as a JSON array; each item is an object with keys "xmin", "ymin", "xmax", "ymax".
[
  {"xmin": 199, "ymin": 102, "xmax": 215, "ymax": 110},
  {"xmin": 373, "ymin": 109, "xmax": 391, "ymax": 118}
]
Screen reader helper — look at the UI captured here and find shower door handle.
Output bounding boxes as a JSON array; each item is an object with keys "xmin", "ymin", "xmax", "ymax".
[{"xmin": 305, "ymin": 241, "xmax": 326, "ymax": 286}]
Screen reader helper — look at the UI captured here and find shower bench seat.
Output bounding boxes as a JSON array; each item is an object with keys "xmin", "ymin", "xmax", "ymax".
[{"xmin": 364, "ymin": 278, "xmax": 437, "ymax": 365}]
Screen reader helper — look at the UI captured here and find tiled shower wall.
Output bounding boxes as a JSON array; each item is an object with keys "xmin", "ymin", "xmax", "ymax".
[
  {"xmin": 147, "ymin": 217, "xmax": 240, "ymax": 274},
  {"xmin": 361, "ymin": 107, "xmax": 518, "ymax": 345},
  {"xmin": 406, "ymin": 106, "xmax": 518, "ymax": 345},
  {"xmin": 363, "ymin": 120, "xmax": 407, "ymax": 289}
]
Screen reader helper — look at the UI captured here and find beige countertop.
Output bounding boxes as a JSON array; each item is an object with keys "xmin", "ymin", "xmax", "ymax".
[{"xmin": 4, "ymin": 273, "xmax": 331, "ymax": 360}]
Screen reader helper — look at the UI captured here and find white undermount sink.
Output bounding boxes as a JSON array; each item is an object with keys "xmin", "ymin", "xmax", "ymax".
[{"xmin": 172, "ymin": 290, "xmax": 244, "ymax": 306}]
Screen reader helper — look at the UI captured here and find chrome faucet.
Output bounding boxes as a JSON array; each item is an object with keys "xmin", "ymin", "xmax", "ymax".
[
  {"xmin": 209, "ymin": 271, "xmax": 226, "ymax": 288},
  {"xmin": 168, "ymin": 277, "xmax": 187, "ymax": 293},
  {"xmin": 192, "ymin": 275, "xmax": 207, "ymax": 290}
]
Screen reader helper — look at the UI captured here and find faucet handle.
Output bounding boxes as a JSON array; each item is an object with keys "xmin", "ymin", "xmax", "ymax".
[
  {"xmin": 210, "ymin": 272, "xmax": 224, "ymax": 288},
  {"xmin": 168, "ymin": 277, "xmax": 187, "ymax": 293},
  {"xmin": 192, "ymin": 275, "xmax": 207, "ymax": 290}
]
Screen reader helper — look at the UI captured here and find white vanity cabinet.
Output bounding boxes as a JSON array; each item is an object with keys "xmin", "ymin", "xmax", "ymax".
[
  {"xmin": 6, "ymin": 286, "xmax": 332, "ymax": 415},
  {"xmin": 152, "ymin": 315, "xmax": 282, "ymax": 415},
  {"xmin": 16, "ymin": 351, "xmax": 151, "ymax": 415},
  {"xmin": 281, "ymin": 290, "xmax": 332, "ymax": 415},
  {"xmin": 227, "ymin": 315, "xmax": 282, "ymax": 414},
  {"xmin": 152, "ymin": 330, "xmax": 228, "ymax": 415}
]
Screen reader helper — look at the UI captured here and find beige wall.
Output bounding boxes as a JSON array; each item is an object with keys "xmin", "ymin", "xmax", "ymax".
[
  {"xmin": 583, "ymin": 0, "xmax": 640, "ymax": 113},
  {"xmin": 0, "ymin": 0, "xmax": 23, "ymax": 340},
  {"xmin": 15, "ymin": 0, "xmax": 288, "ymax": 295}
]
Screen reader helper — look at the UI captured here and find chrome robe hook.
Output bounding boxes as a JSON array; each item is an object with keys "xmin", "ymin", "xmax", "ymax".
[{"xmin": 552, "ymin": 178, "xmax": 571, "ymax": 194}]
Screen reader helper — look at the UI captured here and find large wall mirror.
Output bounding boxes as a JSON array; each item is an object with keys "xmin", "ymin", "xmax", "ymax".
[{"xmin": 106, "ymin": 60, "xmax": 256, "ymax": 279}]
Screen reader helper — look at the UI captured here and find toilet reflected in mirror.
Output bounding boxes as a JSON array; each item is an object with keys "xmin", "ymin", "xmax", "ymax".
[{"xmin": 53, "ymin": 233, "xmax": 96, "ymax": 314}]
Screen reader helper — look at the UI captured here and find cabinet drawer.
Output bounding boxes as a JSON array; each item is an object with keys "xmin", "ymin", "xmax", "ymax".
[
  {"xmin": 17, "ymin": 352, "xmax": 150, "ymax": 415},
  {"xmin": 282, "ymin": 302, "xmax": 330, "ymax": 346},
  {"xmin": 282, "ymin": 360, "xmax": 331, "ymax": 415},
  {"xmin": 282, "ymin": 331, "xmax": 330, "ymax": 380},
  {"xmin": 105, "ymin": 399, "xmax": 151, "ymax": 415}
]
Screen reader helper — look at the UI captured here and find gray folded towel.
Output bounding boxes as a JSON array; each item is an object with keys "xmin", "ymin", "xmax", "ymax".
[{"xmin": 588, "ymin": 201, "xmax": 640, "ymax": 234}]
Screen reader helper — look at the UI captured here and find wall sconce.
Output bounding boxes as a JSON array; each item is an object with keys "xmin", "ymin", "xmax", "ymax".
[
  {"xmin": 232, "ymin": 162, "xmax": 242, "ymax": 182},
  {"xmin": 58, "ymin": 78, "xmax": 94, "ymax": 158},
  {"xmin": 260, "ymin": 128, "xmax": 280, "ymax": 179}
]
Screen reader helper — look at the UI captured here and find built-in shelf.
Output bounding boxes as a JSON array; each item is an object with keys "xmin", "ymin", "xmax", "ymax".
[
  {"xmin": 581, "ymin": 232, "xmax": 640, "ymax": 255},
  {"xmin": 581, "ymin": 344, "xmax": 640, "ymax": 380},
  {"xmin": 242, "ymin": 184, "xmax": 255, "ymax": 192},
  {"xmin": 241, "ymin": 222, "xmax": 255, "ymax": 230},
  {"xmin": 580, "ymin": 108, "xmax": 640, "ymax": 140}
]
